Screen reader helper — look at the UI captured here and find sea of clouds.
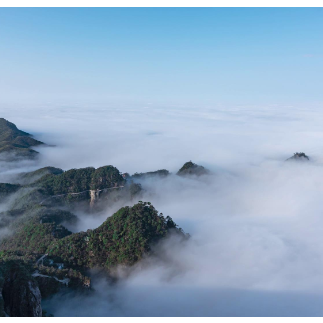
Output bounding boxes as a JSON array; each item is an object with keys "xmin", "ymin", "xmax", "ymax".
[{"xmin": 2, "ymin": 102, "xmax": 323, "ymax": 316}]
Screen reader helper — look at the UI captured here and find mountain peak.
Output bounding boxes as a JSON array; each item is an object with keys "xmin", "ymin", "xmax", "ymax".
[{"xmin": 0, "ymin": 118, "xmax": 44, "ymax": 160}]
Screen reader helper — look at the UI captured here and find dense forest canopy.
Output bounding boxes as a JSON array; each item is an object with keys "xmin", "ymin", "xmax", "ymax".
[
  {"xmin": 48, "ymin": 201, "xmax": 187, "ymax": 269},
  {"xmin": 132, "ymin": 169, "xmax": 170, "ymax": 179},
  {"xmin": 37, "ymin": 165, "xmax": 125, "ymax": 195}
]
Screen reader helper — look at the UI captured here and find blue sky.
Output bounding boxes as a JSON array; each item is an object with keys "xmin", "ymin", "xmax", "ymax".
[{"xmin": 0, "ymin": 8, "xmax": 323, "ymax": 106}]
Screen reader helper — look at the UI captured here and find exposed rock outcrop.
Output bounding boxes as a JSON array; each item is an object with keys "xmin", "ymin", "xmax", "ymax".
[
  {"xmin": 90, "ymin": 189, "xmax": 100, "ymax": 208},
  {"xmin": 2, "ymin": 263, "xmax": 42, "ymax": 317}
]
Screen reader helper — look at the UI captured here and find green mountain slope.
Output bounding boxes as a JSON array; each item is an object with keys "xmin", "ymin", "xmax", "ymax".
[{"xmin": 0, "ymin": 118, "xmax": 44, "ymax": 160}]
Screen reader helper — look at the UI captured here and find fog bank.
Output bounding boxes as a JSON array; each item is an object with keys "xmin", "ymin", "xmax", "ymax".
[{"xmin": 2, "ymin": 102, "xmax": 323, "ymax": 316}]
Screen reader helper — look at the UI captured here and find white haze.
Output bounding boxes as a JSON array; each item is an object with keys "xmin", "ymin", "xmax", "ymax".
[{"xmin": 2, "ymin": 103, "xmax": 323, "ymax": 316}]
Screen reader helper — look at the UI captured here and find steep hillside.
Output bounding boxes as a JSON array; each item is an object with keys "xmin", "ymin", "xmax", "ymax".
[
  {"xmin": 177, "ymin": 161, "xmax": 209, "ymax": 176},
  {"xmin": 0, "ymin": 118, "xmax": 44, "ymax": 160},
  {"xmin": 48, "ymin": 201, "xmax": 187, "ymax": 269}
]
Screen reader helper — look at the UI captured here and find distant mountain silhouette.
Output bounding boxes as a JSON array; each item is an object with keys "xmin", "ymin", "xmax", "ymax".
[{"xmin": 286, "ymin": 152, "xmax": 310, "ymax": 162}]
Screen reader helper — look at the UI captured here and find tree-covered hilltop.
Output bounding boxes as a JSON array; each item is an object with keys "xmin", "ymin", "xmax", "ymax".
[
  {"xmin": 177, "ymin": 161, "xmax": 209, "ymax": 176},
  {"xmin": 48, "ymin": 201, "xmax": 187, "ymax": 269},
  {"xmin": 18, "ymin": 167, "xmax": 64, "ymax": 185},
  {"xmin": 2, "ymin": 164, "xmax": 142, "ymax": 228},
  {"xmin": 0, "ymin": 202, "xmax": 187, "ymax": 316},
  {"xmin": 0, "ymin": 118, "xmax": 44, "ymax": 160},
  {"xmin": 37, "ymin": 165, "xmax": 125, "ymax": 196},
  {"xmin": 5, "ymin": 165, "xmax": 128, "ymax": 210},
  {"xmin": 131, "ymin": 169, "xmax": 170, "ymax": 180}
]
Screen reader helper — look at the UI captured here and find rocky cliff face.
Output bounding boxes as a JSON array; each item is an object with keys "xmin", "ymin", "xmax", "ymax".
[
  {"xmin": 90, "ymin": 189, "xmax": 100, "ymax": 208},
  {"xmin": 1, "ymin": 263, "xmax": 42, "ymax": 317}
]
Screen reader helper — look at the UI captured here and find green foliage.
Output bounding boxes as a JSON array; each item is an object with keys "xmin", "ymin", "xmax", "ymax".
[
  {"xmin": 9, "ymin": 188, "xmax": 46, "ymax": 210},
  {"xmin": 177, "ymin": 161, "xmax": 208, "ymax": 176},
  {"xmin": 0, "ymin": 250, "xmax": 38, "ymax": 264},
  {"xmin": 0, "ymin": 183, "xmax": 21, "ymax": 200},
  {"xmin": 132, "ymin": 169, "xmax": 170, "ymax": 179},
  {"xmin": 38, "ymin": 167, "xmax": 95, "ymax": 195},
  {"xmin": 0, "ymin": 209, "xmax": 23, "ymax": 229},
  {"xmin": 0, "ymin": 145, "xmax": 39, "ymax": 160},
  {"xmin": 10, "ymin": 136, "xmax": 42, "ymax": 149},
  {"xmin": 37, "ymin": 165, "xmax": 125, "ymax": 196},
  {"xmin": 0, "ymin": 205, "xmax": 76, "ymax": 235},
  {"xmin": 0, "ymin": 119, "xmax": 189, "ymax": 308},
  {"xmin": 0, "ymin": 250, "xmax": 90, "ymax": 301},
  {"xmin": 48, "ymin": 202, "xmax": 185, "ymax": 269},
  {"xmin": 0, "ymin": 221, "xmax": 72, "ymax": 254},
  {"xmin": 19, "ymin": 167, "xmax": 63, "ymax": 185},
  {"xmin": 0, "ymin": 118, "xmax": 43, "ymax": 160},
  {"xmin": 90, "ymin": 166, "xmax": 125, "ymax": 190},
  {"xmin": 47, "ymin": 231, "xmax": 88, "ymax": 268},
  {"xmin": 0, "ymin": 206, "xmax": 76, "ymax": 255},
  {"xmin": 0, "ymin": 118, "xmax": 30, "ymax": 142}
]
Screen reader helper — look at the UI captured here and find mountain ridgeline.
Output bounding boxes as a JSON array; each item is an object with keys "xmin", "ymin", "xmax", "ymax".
[
  {"xmin": 48, "ymin": 201, "xmax": 186, "ymax": 269},
  {"xmin": 0, "ymin": 119, "xmax": 192, "ymax": 317},
  {"xmin": 37, "ymin": 165, "xmax": 125, "ymax": 195},
  {"xmin": 0, "ymin": 118, "xmax": 44, "ymax": 160},
  {"xmin": 0, "ymin": 119, "xmax": 310, "ymax": 317},
  {"xmin": 177, "ymin": 161, "xmax": 209, "ymax": 176}
]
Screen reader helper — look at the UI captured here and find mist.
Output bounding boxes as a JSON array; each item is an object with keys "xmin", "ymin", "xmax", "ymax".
[{"xmin": 2, "ymin": 102, "xmax": 323, "ymax": 316}]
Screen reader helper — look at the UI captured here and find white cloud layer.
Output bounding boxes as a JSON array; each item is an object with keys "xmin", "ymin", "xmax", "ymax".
[{"xmin": 2, "ymin": 102, "xmax": 323, "ymax": 316}]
